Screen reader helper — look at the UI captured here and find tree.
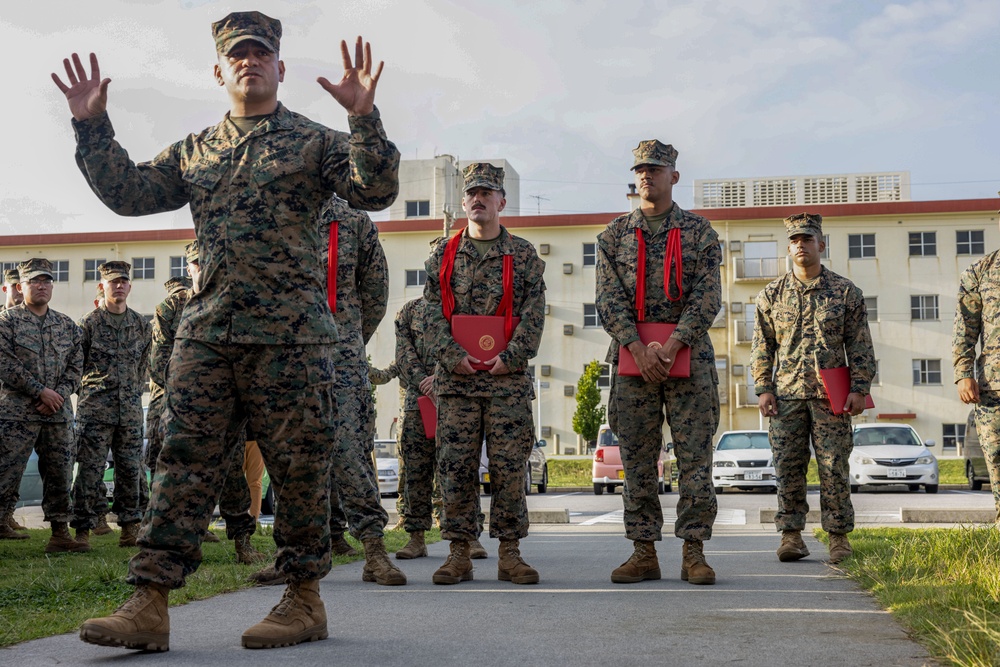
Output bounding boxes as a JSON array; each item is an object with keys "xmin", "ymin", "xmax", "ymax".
[{"xmin": 573, "ymin": 360, "xmax": 606, "ymax": 449}]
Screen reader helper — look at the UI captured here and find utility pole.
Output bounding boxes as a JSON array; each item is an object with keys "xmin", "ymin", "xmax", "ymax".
[{"xmin": 529, "ymin": 194, "xmax": 550, "ymax": 215}]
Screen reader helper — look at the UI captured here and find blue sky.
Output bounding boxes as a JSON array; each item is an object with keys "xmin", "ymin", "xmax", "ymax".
[{"xmin": 1, "ymin": 0, "xmax": 997, "ymax": 234}]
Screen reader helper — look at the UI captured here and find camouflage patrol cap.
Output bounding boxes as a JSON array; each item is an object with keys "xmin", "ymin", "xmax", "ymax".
[
  {"xmin": 3, "ymin": 269, "xmax": 18, "ymax": 285},
  {"xmin": 18, "ymin": 258, "xmax": 54, "ymax": 281},
  {"xmin": 784, "ymin": 212, "xmax": 823, "ymax": 239},
  {"xmin": 185, "ymin": 240, "xmax": 200, "ymax": 264},
  {"xmin": 212, "ymin": 11, "xmax": 281, "ymax": 55},
  {"xmin": 99, "ymin": 261, "xmax": 131, "ymax": 281},
  {"xmin": 631, "ymin": 140, "xmax": 678, "ymax": 170},
  {"xmin": 164, "ymin": 275, "xmax": 192, "ymax": 295},
  {"xmin": 463, "ymin": 162, "xmax": 505, "ymax": 192}
]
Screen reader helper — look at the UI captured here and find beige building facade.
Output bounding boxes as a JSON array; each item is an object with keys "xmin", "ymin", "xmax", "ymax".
[{"xmin": 2, "ymin": 196, "xmax": 997, "ymax": 456}]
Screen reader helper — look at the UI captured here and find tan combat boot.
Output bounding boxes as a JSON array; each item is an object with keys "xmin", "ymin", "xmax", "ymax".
[
  {"xmin": 681, "ymin": 540, "xmax": 716, "ymax": 585},
  {"xmin": 361, "ymin": 537, "xmax": 407, "ymax": 585},
  {"xmin": 330, "ymin": 532, "xmax": 358, "ymax": 556},
  {"xmin": 497, "ymin": 539, "xmax": 539, "ymax": 584},
  {"xmin": 76, "ymin": 528, "xmax": 92, "ymax": 548},
  {"xmin": 79, "ymin": 583, "xmax": 170, "ymax": 651},
  {"xmin": 469, "ymin": 538, "xmax": 488, "ymax": 559},
  {"xmin": 611, "ymin": 540, "xmax": 660, "ymax": 583},
  {"xmin": 93, "ymin": 514, "xmax": 113, "ymax": 536},
  {"xmin": 828, "ymin": 533, "xmax": 853, "ymax": 564},
  {"xmin": 235, "ymin": 533, "xmax": 268, "ymax": 564},
  {"xmin": 203, "ymin": 529, "xmax": 220, "ymax": 543},
  {"xmin": 119, "ymin": 522, "xmax": 140, "ymax": 547},
  {"xmin": 0, "ymin": 521, "xmax": 30, "ymax": 540},
  {"xmin": 777, "ymin": 530, "xmax": 810, "ymax": 562},
  {"xmin": 432, "ymin": 540, "xmax": 473, "ymax": 585},
  {"xmin": 46, "ymin": 522, "xmax": 91, "ymax": 553},
  {"xmin": 241, "ymin": 578, "xmax": 328, "ymax": 649},
  {"xmin": 395, "ymin": 531, "xmax": 427, "ymax": 559},
  {"xmin": 248, "ymin": 563, "xmax": 285, "ymax": 587},
  {"xmin": 6, "ymin": 512, "xmax": 28, "ymax": 531}
]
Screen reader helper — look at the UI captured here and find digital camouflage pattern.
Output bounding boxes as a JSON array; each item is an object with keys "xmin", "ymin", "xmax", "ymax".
[
  {"xmin": 217, "ymin": 428, "xmax": 256, "ymax": 540},
  {"xmin": 597, "ymin": 205, "xmax": 721, "ymax": 542},
  {"xmin": 954, "ymin": 249, "xmax": 1000, "ymax": 520},
  {"xmin": 462, "ymin": 162, "xmax": 504, "ymax": 192},
  {"xmin": 147, "ymin": 287, "xmax": 192, "ymax": 468},
  {"xmin": 752, "ymin": 266, "xmax": 875, "ymax": 535},
  {"xmin": 131, "ymin": 339, "xmax": 338, "ymax": 588},
  {"xmin": 423, "ymin": 227, "xmax": 546, "ymax": 541},
  {"xmin": 630, "ymin": 139, "xmax": 678, "ymax": 169},
  {"xmin": 395, "ymin": 299, "xmax": 434, "ymax": 411},
  {"xmin": 423, "ymin": 226, "xmax": 546, "ymax": 398},
  {"xmin": 750, "ymin": 267, "xmax": 875, "ymax": 399},
  {"xmin": 72, "ymin": 306, "xmax": 151, "ymax": 529},
  {"xmin": 0, "ymin": 304, "xmax": 82, "ymax": 523},
  {"xmin": 72, "ymin": 104, "xmax": 399, "ymax": 345},
  {"xmin": 783, "ymin": 212, "xmax": 823, "ymax": 239},
  {"xmin": 318, "ymin": 196, "xmax": 388, "ymax": 366},
  {"xmin": 212, "ymin": 10, "xmax": 282, "ymax": 55}
]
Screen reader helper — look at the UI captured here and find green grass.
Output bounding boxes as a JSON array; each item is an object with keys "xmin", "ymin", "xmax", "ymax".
[
  {"xmin": 805, "ymin": 458, "xmax": 965, "ymax": 486},
  {"xmin": 827, "ymin": 527, "xmax": 1000, "ymax": 667},
  {"xmin": 548, "ymin": 459, "xmax": 592, "ymax": 487},
  {"xmin": 0, "ymin": 525, "xmax": 437, "ymax": 648}
]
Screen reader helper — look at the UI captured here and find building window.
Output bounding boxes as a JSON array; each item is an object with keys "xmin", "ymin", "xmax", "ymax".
[
  {"xmin": 1, "ymin": 261, "xmax": 18, "ymax": 274},
  {"xmin": 864, "ymin": 296, "xmax": 878, "ymax": 323},
  {"xmin": 51, "ymin": 260, "xmax": 69, "ymax": 283},
  {"xmin": 585, "ymin": 363, "xmax": 611, "ymax": 389},
  {"xmin": 84, "ymin": 258, "xmax": 107, "ymax": 282},
  {"xmin": 957, "ymin": 230, "xmax": 985, "ymax": 256},
  {"xmin": 910, "ymin": 295, "xmax": 939, "ymax": 321},
  {"xmin": 848, "ymin": 234, "xmax": 876, "ymax": 259},
  {"xmin": 872, "ymin": 360, "xmax": 880, "ymax": 385},
  {"xmin": 170, "ymin": 256, "xmax": 187, "ymax": 278},
  {"xmin": 405, "ymin": 269, "xmax": 426, "ymax": 287},
  {"xmin": 583, "ymin": 304, "xmax": 601, "ymax": 328},
  {"xmin": 582, "ymin": 243, "xmax": 597, "ymax": 267},
  {"xmin": 942, "ymin": 423, "xmax": 965, "ymax": 450},
  {"xmin": 912, "ymin": 359, "xmax": 942, "ymax": 385},
  {"xmin": 405, "ymin": 200, "xmax": 430, "ymax": 218},
  {"xmin": 132, "ymin": 257, "xmax": 155, "ymax": 280},
  {"xmin": 908, "ymin": 231, "xmax": 936, "ymax": 257}
]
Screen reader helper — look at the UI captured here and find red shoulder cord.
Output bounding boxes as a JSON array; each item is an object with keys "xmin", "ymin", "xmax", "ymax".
[
  {"xmin": 328, "ymin": 221, "xmax": 339, "ymax": 313},
  {"xmin": 440, "ymin": 230, "xmax": 515, "ymax": 340},
  {"xmin": 634, "ymin": 226, "xmax": 683, "ymax": 322}
]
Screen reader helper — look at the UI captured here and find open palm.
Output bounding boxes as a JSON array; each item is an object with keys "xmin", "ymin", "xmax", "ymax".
[
  {"xmin": 317, "ymin": 37, "xmax": 384, "ymax": 117},
  {"xmin": 51, "ymin": 53, "xmax": 110, "ymax": 121}
]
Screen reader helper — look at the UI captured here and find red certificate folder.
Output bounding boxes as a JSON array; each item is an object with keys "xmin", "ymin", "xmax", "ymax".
[
  {"xmin": 618, "ymin": 323, "xmax": 690, "ymax": 378},
  {"xmin": 819, "ymin": 366, "xmax": 875, "ymax": 415},
  {"xmin": 450, "ymin": 314, "xmax": 521, "ymax": 371},
  {"xmin": 417, "ymin": 395, "xmax": 437, "ymax": 439}
]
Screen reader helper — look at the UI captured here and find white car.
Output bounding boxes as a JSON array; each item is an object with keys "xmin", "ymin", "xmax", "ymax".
[
  {"xmin": 712, "ymin": 430, "xmax": 777, "ymax": 493},
  {"xmin": 850, "ymin": 423, "xmax": 938, "ymax": 493},
  {"xmin": 374, "ymin": 439, "xmax": 400, "ymax": 497}
]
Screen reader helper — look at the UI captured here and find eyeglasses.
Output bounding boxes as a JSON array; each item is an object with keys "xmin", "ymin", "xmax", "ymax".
[{"xmin": 27, "ymin": 278, "xmax": 53, "ymax": 286}]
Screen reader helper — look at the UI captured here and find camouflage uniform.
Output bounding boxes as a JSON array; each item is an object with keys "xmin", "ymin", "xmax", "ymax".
[
  {"xmin": 319, "ymin": 197, "xmax": 389, "ymax": 542},
  {"xmin": 0, "ymin": 268, "xmax": 83, "ymax": 526},
  {"xmin": 751, "ymin": 214, "xmax": 876, "ymax": 535},
  {"xmin": 146, "ymin": 276, "xmax": 191, "ymax": 471},
  {"xmin": 597, "ymin": 208, "xmax": 721, "ymax": 543},
  {"xmin": 424, "ymin": 226, "xmax": 546, "ymax": 542},
  {"xmin": 954, "ymin": 248, "xmax": 1000, "ymax": 522},
  {"xmin": 71, "ymin": 268, "xmax": 152, "ymax": 531},
  {"xmin": 71, "ymin": 70, "xmax": 399, "ymax": 586}
]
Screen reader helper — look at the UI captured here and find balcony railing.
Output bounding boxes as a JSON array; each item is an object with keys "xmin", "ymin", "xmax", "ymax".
[{"xmin": 734, "ymin": 257, "xmax": 781, "ymax": 281}]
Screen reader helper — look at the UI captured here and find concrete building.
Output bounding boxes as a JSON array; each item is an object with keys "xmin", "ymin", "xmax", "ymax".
[{"xmin": 2, "ymin": 194, "xmax": 997, "ymax": 457}]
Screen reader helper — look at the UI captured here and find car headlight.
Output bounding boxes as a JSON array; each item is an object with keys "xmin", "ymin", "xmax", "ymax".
[
  {"xmin": 713, "ymin": 461, "xmax": 735, "ymax": 468},
  {"xmin": 854, "ymin": 456, "xmax": 874, "ymax": 465},
  {"xmin": 916, "ymin": 456, "xmax": 934, "ymax": 465}
]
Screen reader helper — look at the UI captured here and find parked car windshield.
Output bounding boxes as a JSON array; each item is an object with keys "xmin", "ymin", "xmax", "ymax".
[
  {"xmin": 853, "ymin": 427, "xmax": 920, "ymax": 447},
  {"xmin": 598, "ymin": 429, "xmax": 619, "ymax": 447},
  {"xmin": 716, "ymin": 433, "xmax": 770, "ymax": 450}
]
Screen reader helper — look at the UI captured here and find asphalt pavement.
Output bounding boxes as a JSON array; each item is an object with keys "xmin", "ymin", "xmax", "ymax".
[{"xmin": 4, "ymin": 519, "xmax": 934, "ymax": 667}]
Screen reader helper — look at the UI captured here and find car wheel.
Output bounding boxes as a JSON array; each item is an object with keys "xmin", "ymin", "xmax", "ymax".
[
  {"xmin": 537, "ymin": 466, "xmax": 548, "ymax": 494},
  {"xmin": 850, "ymin": 484, "xmax": 859, "ymax": 494},
  {"xmin": 260, "ymin": 484, "xmax": 275, "ymax": 516},
  {"xmin": 525, "ymin": 467, "xmax": 532, "ymax": 496},
  {"xmin": 968, "ymin": 462, "xmax": 983, "ymax": 491},
  {"xmin": 593, "ymin": 483, "xmax": 604, "ymax": 496},
  {"xmin": 925, "ymin": 484, "xmax": 939, "ymax": 494},
  {"xmin": 482, "ymin": 483, "xmax": 492, "ymax": 495},
  {"xmin": 664, "ymin": 480, "xmax": 673, "ymax": 493},
  {"xmin": 658, "ymin": 480, "xmax": 665, "ymax": 494}
]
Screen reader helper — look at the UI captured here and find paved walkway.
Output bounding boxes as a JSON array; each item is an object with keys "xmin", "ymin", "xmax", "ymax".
[{"xmin": 5, "ymin": 516, "xmax": 933, "ymax": 666}]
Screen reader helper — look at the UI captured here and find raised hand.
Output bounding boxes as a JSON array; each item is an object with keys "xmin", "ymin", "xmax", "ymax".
[
  {"xmin": 316, "ymin": 36, "xmax": 383, "ymax": 117},
  {"xmin": 51, "ymin": 53, "xmax": 110, "ymax": 121}
]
